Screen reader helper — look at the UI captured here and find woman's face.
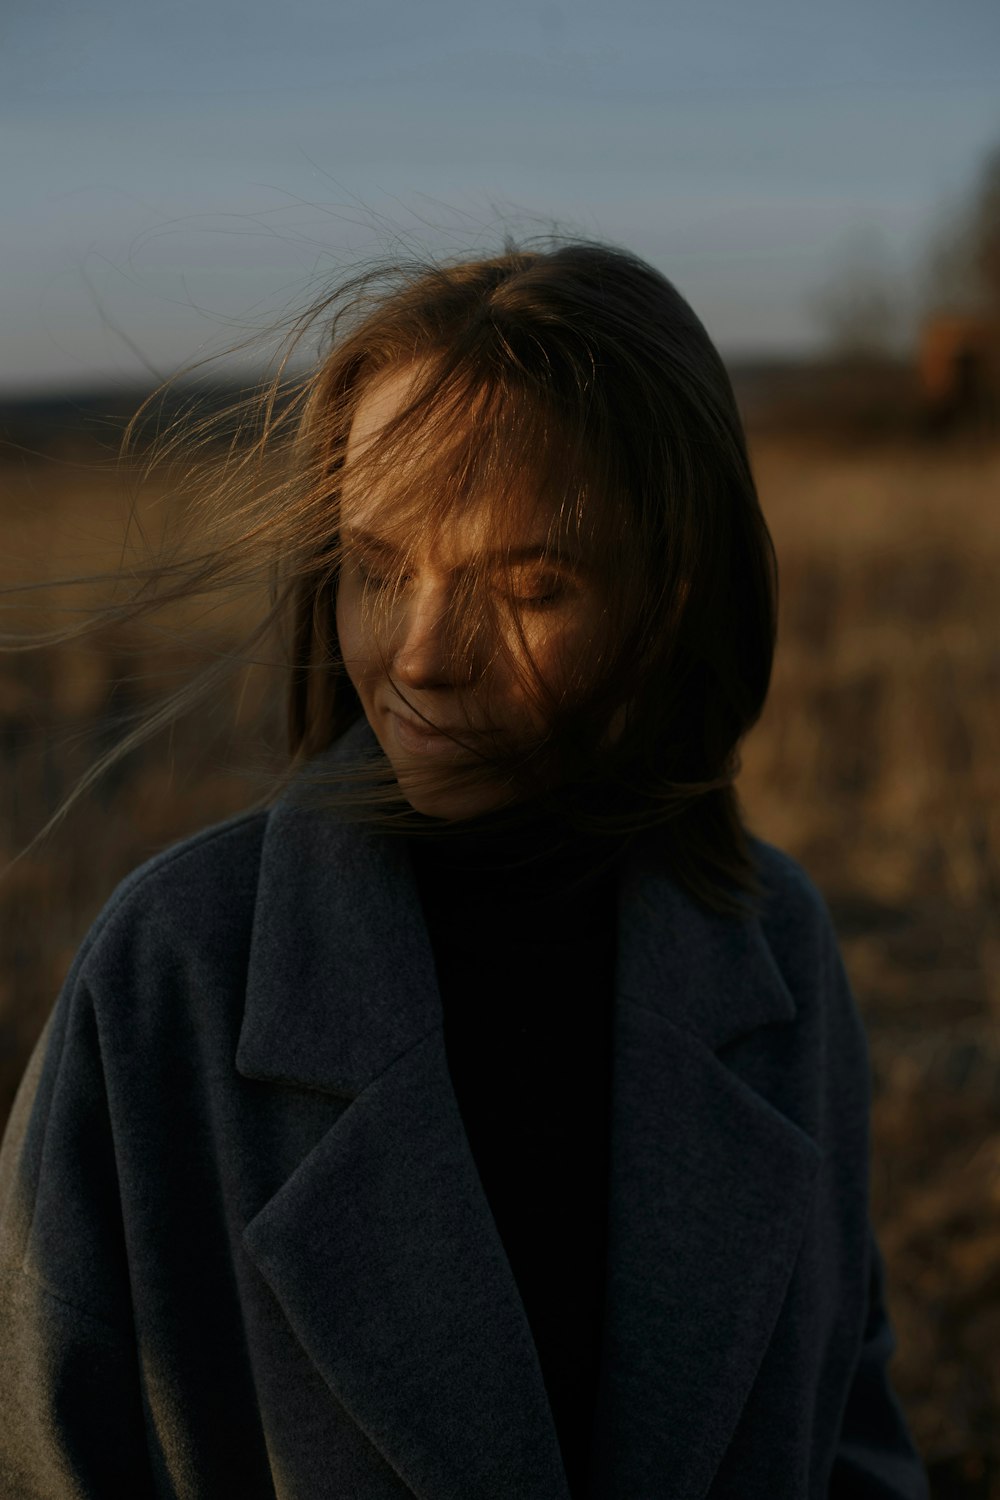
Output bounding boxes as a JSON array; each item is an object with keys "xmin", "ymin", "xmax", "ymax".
[{"xmin": 335, "ymin": 365, "xmax": 609, "ymax": 819}]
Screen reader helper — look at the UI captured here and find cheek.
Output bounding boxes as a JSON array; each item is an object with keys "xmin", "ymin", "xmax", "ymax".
[
  {"xmin": 489, "ymin": 618, "xmax": 597, "ymax": 733},
  {"xmin": 519, "ymin": 610, "xmax": 603, "ymax": 696},
  {"xmin": 335, "ymin": 585, "xmax": 371, "ymax": 688}
]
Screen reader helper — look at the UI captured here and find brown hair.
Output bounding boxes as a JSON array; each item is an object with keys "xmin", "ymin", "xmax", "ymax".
[{"xmin": 10, "ymin": 237, "xmax": 778, "ymax": 914}]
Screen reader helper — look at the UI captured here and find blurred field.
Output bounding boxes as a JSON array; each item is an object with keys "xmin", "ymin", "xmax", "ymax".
[{"xmin": 1, "ymin": 430, "xmax": 998, "ymax": 1495}]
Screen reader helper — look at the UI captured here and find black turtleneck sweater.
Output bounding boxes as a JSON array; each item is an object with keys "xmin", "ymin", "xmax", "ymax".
[{"xmin": 407, "ymin": 814, "xmax": 620, "ymax": 1498}]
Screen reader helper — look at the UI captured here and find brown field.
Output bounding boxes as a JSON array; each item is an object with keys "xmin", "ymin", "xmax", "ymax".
[{"xmin": 1, "ymin": 431, "xmax": 998, "ymax": 1495}]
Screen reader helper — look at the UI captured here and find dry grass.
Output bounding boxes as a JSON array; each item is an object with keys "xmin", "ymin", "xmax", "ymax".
[
  {"xmin": 743, "ymin": 437, "xmax": 1000, "ymax": 1498},
  {"xmin": 1, "ymin": 431, "xmax": 998, "ymax": 1495}
]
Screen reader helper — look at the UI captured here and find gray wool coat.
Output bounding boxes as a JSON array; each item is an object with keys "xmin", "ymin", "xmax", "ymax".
[{"xmin": 0, "ymin": 722, "xmax": 929, "ymax": 1500}]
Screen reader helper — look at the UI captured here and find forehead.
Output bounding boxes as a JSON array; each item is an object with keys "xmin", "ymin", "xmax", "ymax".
[
  {"xmin": 341, "ymin": 362, "xmax": 577, "ymax": 554},
  {"xmin": 344, "ymin": 363, "xmax": 423, "ymax": 468}
]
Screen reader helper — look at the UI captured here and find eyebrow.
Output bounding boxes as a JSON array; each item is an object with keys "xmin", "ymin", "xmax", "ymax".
[{"xmin": 340, "ymin": 528, "xmax": 587, "ymax": 571}]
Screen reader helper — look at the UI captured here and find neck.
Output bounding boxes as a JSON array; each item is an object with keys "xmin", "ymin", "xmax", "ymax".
[{"xmin": 404, "ymin": 790, "xmax": 629, "ymax": 904}]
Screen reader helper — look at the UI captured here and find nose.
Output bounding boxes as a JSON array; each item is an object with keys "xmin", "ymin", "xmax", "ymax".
[{"xmin": 391, "ymin": 580, "xmax": 457, "ymax": 690}]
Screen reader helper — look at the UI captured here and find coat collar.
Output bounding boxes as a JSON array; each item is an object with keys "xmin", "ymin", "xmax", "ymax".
[{"xmin": 238, "ymin": 721, "xmax": 820, "ymax": 1499}]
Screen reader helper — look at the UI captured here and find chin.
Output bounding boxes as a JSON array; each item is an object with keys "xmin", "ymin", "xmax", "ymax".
[{"xmin": 395, "ymin": 772, "xmax": 514, "ymax": 823}]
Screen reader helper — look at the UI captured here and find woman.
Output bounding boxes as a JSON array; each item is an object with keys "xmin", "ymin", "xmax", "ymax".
[{"xmin": 0, "ymin": 242, "xmax": 928, "ymax": 1498}]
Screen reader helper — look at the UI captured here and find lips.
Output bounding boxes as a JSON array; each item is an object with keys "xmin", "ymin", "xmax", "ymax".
[{"xmin": 389, "ymin": 710, "xmax": 468, "ymax": 757}]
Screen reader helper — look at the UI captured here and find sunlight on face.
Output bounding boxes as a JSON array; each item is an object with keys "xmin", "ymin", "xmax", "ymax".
[{"xmin": 335, "ymin": 365, "xmax": 608, "ymax": 819}]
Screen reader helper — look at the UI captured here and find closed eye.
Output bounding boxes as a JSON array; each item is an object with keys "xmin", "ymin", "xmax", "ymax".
[
  {"xmin": 497, "ymin": 567, "xmax": 573, "ymax": 609},
  {"xmin": 340, "ymin": 530, "xmax": 581, "ymax": 609},
  {"xmin": 346, "ymin": 548, "xmax": 411, "ymax": 592}
]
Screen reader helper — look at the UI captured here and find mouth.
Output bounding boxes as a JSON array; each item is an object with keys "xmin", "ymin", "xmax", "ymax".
[{"xmin": 388, "ymin": 710, "xmax": 471, "ymax": 757}]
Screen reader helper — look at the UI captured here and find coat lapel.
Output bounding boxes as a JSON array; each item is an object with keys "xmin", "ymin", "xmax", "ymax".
[
  {"xmin": 589, "ymin": 858, "xmax": 822, "ymax": 1497},
  {"xmin": 237, "ymin": 727, "xmax": 820, "ymax": 1500},
  {"xmin": 237, "ymin": 728, "xmax": 570, "ymax": 1499}
]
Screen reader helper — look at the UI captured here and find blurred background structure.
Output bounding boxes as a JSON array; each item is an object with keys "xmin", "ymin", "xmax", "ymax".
[{"xmin": 2, "ymin": 2, "xmax": 999, "ymax": 1493}]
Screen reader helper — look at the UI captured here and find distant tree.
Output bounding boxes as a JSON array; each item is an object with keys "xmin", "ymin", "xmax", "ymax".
[
  {"xmin": 916, "ymin": 144, "xmax": 1000, "ymax": 432},
  {"xmin": 807, "ymin": 142, "xmax": 1000, "ymax": 362},
  {"xmin": 970, "ymin": 144, "xmax": 1000, "ymax": 312},
  {"xmin": 808, "ymin": 226, "xmax": 910, "ymax": 360},
  {"xmin": 922, "ymin": 143, "xmax": 1000, "ymax": 320}
]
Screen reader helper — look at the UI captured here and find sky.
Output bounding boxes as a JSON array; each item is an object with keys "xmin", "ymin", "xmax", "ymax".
[{"xmin": 2, "ymin": 0, "xmax": 998, "ymax": 396}]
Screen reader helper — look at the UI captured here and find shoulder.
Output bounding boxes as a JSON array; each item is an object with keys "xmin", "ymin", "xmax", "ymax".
[
  {"xmin": 747, "ymin": 835, "xmax": 839, "ymax": 970},
  {"xmin": 74, "ymin": 807, "xmax": 270, "ymax": 994},
  {"xmin": 746, "ymin": 836, "xmax": 869, "ymax": 1083},
  {"xmin": 749, "ymin": 834, "xmax": 828, "ymax": 915}
]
